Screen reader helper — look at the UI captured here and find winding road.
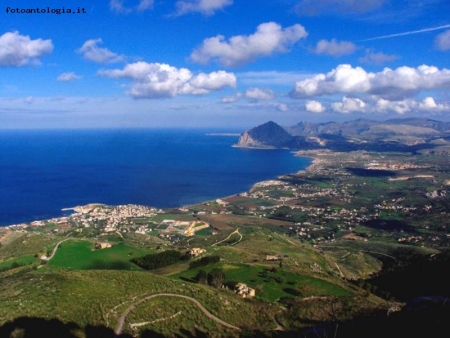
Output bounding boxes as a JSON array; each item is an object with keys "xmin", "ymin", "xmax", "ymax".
[
  {"xmin": 44, "ymin": 239, "xmax": 70, "ymax": 262},
  {"xmin": 212, "ymin": 228, "xmax": 242, "ymax": 246},
  {"xmin": 114, "ymin": 293, "xmax": 241, "ymax": 335}
]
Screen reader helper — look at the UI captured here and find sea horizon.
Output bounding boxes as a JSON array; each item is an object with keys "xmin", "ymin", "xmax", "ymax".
[{"xmin": 0, "ymin": 129, "xmax": 311, "ymax": 226}]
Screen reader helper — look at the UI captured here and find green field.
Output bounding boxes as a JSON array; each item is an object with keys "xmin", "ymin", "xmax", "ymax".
[
  {"xmin": 194, "ymin": 227, "xmax": 212, "ymax": 236},
  {"xmin": 0, "ymin": 255, "xmax": 39, "ymax": 271},
  {"xmin": 171, "ymin": 262, "xmax": 350, "ymax": 302},
  {"xmin": 48, "ymin": 240, "xmax": 154, "ymax": 270}
]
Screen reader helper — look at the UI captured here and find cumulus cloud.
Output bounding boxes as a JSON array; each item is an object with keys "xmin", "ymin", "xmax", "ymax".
[
  {"xmin": 435, "ymin": 30, "xmax": 450, "ymax": 51},
  {"xmin": 0, "ymin": 31, "xmax": 53, "ymax": 67},
  {"xmin": 294, "ymin": 0, "xmax": 385, "ymax": 16},
  {"xmin": 189, "ymin": 71, "xmax": 236, "ymax": 91},
  {"xmin": 313, "ymin": 39, "xmax": 356, "ymax": 57},
  {"xmin": 245, "ymin": 87, "xmax": 275, "ymax": 101},
  {"xmin": 78, "ymin": 39, "xmax": 124, "ymax": 64},
  {"xmin": 57, "ymin": 72, "xmax": 82, "ymax": 82},
  {"xmin": 331, "ymin": 97, "xmax": 366, "ymax": 114},
  {"xmin": 359, "ymin": 49, "xmax": 398, "ymax": 65},
  {"xmin": 305, "ymin": 100, "xmax": 326, "ymax": 113},
  {"xmin": 190, "ymin": 22, "xmax": 307, "ymax": 67},
  {"xmin": 98, "ymin": 61, "xmax": 236, "ymax": 98},
  {"xmin": 290, "ymin": 64, "xmax": 450, "ymax": 100},
  {"xmin": 419, "ymin": 97, "xmax": 450, "ymax": 111},
  {"xmin": 174, "ymin": 0, "xmax": 232, "ymax": 16},
  {"xmin": 376, "ymin": 97, "xmax": 450, "ymax": 114},
  {"xmin": 221, "ymin": 92, "xmax": 242, "ymax": 103},
  {"xmin": 110, "ymin": 0, "xmax": 153, "ymax": 13}
]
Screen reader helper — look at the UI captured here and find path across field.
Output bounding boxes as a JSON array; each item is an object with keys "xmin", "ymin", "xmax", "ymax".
[{"xmin": 114, "ymin": 293, "xmax": 241, "ymax": 335}]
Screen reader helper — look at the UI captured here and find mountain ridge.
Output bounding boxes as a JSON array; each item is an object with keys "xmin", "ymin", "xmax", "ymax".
[{"xmin": 235, "ymin": 118, "xmax": 450, "ymax": 152}]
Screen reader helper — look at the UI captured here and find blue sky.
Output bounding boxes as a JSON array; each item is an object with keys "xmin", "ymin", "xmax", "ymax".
[{"xmin": 1, "ymin": 0, "xmax": 449, "ymax": 129}]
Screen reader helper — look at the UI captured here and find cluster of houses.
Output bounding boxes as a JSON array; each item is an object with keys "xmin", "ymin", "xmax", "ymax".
[
  {"xmin": 188, "ymin": 247, "xmax": 205, "ymax": 257},
  {"xmin": 70, "ymin": 204, "xmax": 160, "ymax": 231},
  {"xmin": 234, "ymin": 283, "xmax": 256, "ymax": 298}
]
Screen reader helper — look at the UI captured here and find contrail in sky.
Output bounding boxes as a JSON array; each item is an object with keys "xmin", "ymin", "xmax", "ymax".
[{"xmin": 360, "ymin": 24, "xmax": 450, "ymax": 42}]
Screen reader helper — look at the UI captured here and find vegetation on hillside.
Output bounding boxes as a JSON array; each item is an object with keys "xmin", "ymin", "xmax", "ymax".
[{"xmin": 131, "ymin": 250, "xmax": 188, "ymax": 270}]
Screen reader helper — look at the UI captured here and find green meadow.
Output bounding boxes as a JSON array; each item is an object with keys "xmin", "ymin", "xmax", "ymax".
[
  {"xmin": 0, "ymin": 255, "xmax": 39, "ymax": 271},
  {"xmin": 171, "ymin": 262, "xmax": 350, "ymax": 302},
  {"xmin": 48, "ymin": 240, "xmax": 154, "ymax": 270}
]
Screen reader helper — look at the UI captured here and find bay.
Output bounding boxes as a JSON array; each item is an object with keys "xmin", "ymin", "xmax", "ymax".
[{"xmin": 0, "ymin": 129, "xmax": 311, "ymax": 226}]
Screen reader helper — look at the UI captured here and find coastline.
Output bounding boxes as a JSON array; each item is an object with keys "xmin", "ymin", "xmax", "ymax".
[
  {"xmin": 231, "ymin": 144, "xmax": 289, "ymax": 150},
  {"xmin": 0, "ymin": 152, "xmax": 314, "ymax": 229}
]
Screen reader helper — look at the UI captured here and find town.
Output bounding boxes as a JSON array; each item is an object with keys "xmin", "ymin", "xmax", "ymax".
[{"xmin": 2, "ymin": 150, "xmax": 449, "ymax": 250}]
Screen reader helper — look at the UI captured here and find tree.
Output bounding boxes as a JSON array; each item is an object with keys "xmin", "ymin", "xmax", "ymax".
[
  {"xmin": 131, "ymin": 250, "xmax": 183, "ymax": 270},
  {"xmin": 207, "ymin": 267, "xmax": 225, "ymax": 288},
  {"xmin": 196, "ymin": 269, "xmax": 208, "ymax": 284}
]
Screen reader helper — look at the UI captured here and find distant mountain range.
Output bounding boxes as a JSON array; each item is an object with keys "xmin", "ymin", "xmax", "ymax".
[{"xmin": 235, "ymin": 118, "xmax": 450, "ymax": 153}]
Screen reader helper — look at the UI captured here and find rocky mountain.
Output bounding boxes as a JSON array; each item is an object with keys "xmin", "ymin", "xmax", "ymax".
[
  {"xmin": 235, "ymin": 118, "xmax": 450, "ymax": 152},
  {"xmin": 235, "ymin": 121, "xmax": 294, "ymax": 148}
]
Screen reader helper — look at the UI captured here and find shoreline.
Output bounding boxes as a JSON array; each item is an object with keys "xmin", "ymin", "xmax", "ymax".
[
  {"xmin": 0, "ymin": 152, "xmax": 316, "ymax": 229},
  {"xmin": 232, "ymin": 144, "xmax": 290, "ymax": 150}
]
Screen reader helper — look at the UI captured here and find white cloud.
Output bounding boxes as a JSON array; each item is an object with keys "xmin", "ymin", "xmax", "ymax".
[
  {"xmin": 376, "ymin": 97, "xmax": 450, "ymax": 114},
  {"xmin": 375, "ymin": 98, "xmax": 413, "ymax": 115},
  {"xmin": 57, "ymin": 72, "xmax": 82, "ymax": 82},
  {"xmin": 78, "ymin": 39, "xmax": 124, "ymax": 64},
  {"xmin": 24, "ymin": 96, "xmax": 34, "ymax": 104},
  {"xmin": 305, "ymin": 100, "xmax": 325, "ymax": 113},
  {"xmin": 174, "ymin": 0, "xmax": 232, "ymax": 16},
  {"xmin": 0, "ymin": 31, "xmax": 53, "ymax": 67},
  {"xmin": 290, "ymin": 64, "xmax": 450, "ymax": 100},
  {"xmin": 245, "ymin": 87, "xmax": 275, "ymax": 101},
  {"xmin": 110, "ymin": 0, "xmax": 153, "ymax": 13},
  {"xmin": 190, "ymin": 22, "xmax": 307, "ymax": 67},
  {"xmin": 189, "ymin": 71, "xmax": 236, "ymax": 91},
  {"xmin": 359, "ymin": 49, "xmax": 398, "ymax": 65},
  {"xmin": 435, "ymin": 30, "xmax": 450, "ymax": 51},
  {"xmin": 419, "ymin": 97, "xmax": 448, "ymax": 110},
  {"xmin": 294, "ymin": 0, "xmax": 385, "ymax": 16},
  {"xmin": 221, "ymin": 92, "xmax": 242, "ymax": 103},
  {"xmin": 331, "ymin": 97, "xmax": 366, "ymax": 114},
  {"xmin": 313, "ymin": 39, "xmax": 356, "ymax": 57},
  {"xmin": 277, "ymin": 103, "xmax": 288, "ymax": 112},
  {"xmin": 98, "ymin": 61, "xmax": 236, "ymax": 98}
]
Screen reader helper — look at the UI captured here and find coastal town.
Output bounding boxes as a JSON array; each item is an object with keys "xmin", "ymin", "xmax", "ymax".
[
  {"xmin": 1, "ymin": 149, "xmax": 450, "ymax": 337},
  {"xmin": 1, "ymin": 150, "xmax": 449, "ymax": 250}
]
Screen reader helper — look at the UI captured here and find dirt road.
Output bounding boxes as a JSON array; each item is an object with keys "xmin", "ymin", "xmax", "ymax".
[{"xmin": 114, "ymin": 293, "xmax": 241, "ymax": 335}]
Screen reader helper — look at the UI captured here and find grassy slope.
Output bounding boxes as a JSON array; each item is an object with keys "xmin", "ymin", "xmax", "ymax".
[
  {"xmin": 47, "ymin": 240, "xmax": 153, "ymax": 271},
  {"xmin": 0, "ymin": 269, "xmax": 278, "ymax": 336},
  {"xmin": 0, "ymin": 225, "xmax": 388, "ymax": 336},
  {"xmin": 171, "ymin": 262, "xmax": 350, "ymax": 302}
]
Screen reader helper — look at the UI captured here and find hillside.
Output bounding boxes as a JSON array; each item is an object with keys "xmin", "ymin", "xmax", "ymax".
[
  {"xmin": 2, "ymin": 146, "xmax": 450, "ymax": 337},
  {"xmin": 237, "ymin": 118, "xmax": 450, "ymax": 152},
  {"xmin": 235, "ymin": 121, "xmax": 296, "ymax": 148}
]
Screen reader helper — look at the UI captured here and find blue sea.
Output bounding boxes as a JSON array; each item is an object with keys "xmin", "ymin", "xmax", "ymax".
[{"xmin": 0, "ymin": 129, "xmax": 311, "ymax": 226}]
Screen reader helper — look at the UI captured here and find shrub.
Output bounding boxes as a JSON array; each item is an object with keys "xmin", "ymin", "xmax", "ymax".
[{"xmin": 131, "ymin": 250, "xmax": 184, "ymax": 270}]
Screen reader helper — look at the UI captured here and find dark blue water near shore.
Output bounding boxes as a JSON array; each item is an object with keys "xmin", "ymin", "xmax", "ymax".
[{"xmin": 0, "ymin": 129, "xmax": 311, "ymax": 226}]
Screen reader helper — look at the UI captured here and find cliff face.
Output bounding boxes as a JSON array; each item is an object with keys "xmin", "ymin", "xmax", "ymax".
[
  {"xmin": 235, "ymin": 130, "xmax": 268, "ymax": 148},
  {"xmin": 235, "ymin": 121, "xmax": 295, "ymax": 148}
]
